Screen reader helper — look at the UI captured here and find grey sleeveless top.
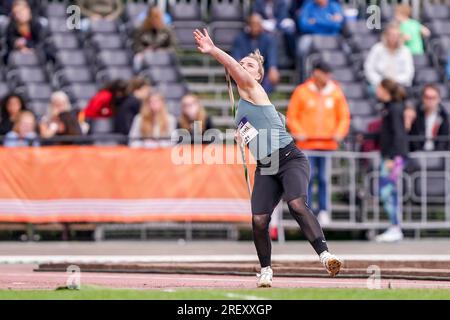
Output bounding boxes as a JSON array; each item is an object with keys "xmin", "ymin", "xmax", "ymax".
[{"xmin": 234, "ymin": 98, "xmax": 293, "ymax": 160}]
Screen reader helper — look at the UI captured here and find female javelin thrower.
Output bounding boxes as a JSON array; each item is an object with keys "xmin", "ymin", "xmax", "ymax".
[{"xmin": 193, "ymin": 29, "xmax": 342, "ymax": 287}]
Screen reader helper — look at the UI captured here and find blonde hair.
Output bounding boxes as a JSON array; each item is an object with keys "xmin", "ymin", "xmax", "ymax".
[
  {"xmin": 247, "ymin": 49, "xmax": 265, "ymax": 83},
  {"xmin": 395, "ymin": 4, "xmax": 412, "ymax": 18},
  {"xmin": 179, "ymin": 94, "xmax": 208, "ymax": 132},
  {"xmin": 13, "ymin": 110, "xmax": 35, "ymax": 133},
  {"xmin": 140, "ymin": 92, "xmax": 170, "ymax": 137}
]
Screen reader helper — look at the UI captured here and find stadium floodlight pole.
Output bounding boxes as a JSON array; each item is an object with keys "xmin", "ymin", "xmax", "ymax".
[{"xmin": 225, "ymin": 68, "xmax": 252, "ymax": 196}]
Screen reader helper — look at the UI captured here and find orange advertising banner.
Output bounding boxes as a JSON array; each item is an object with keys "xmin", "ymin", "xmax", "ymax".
[{"xmin": 0, "ymin": 145, "xmax": 255, "ymax": 223}]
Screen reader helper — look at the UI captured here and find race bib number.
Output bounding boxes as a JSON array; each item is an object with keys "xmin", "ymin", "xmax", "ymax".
[{"xmin": 238, "ymin": 116, "xmax": 259, "ymax": 145}]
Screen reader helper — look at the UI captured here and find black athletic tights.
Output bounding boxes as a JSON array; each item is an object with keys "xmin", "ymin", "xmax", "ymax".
[{"xmin": 252, "ymin": 197, "xmax": 328, "ymax": 268}]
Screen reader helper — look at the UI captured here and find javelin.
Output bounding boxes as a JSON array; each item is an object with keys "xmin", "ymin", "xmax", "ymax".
[{"xmin": 225, "ymin": 68, "xmax": 252, "ymax": 196}]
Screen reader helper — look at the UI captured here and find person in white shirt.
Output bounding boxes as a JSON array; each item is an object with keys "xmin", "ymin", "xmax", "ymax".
[{"xmin": 364, "ymin": 23, "xmax": 414, "ymax": 89}]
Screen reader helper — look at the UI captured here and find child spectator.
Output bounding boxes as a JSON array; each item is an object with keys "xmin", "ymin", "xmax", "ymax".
[
  {"xmin": 132, "ymin": 6, "xmax": 176, "ymax": 72},
  {"xmin": 39, "ymin": 91, "xmax": 82, "ymax": 143},
  {"xmin": 84, "ymin": 79, "xmax": 128, "ymax": 119},
  {"xmin": 375, "ymin": 79, "xmax": 408, "ymax": 242},
  {"xmin": 410, "ymin": 84, "xmax": 449, "ymax": 151},
  {"xmin": 4, "ymin": 110, "xmax": 39, "ymax": 147},
  {"xmin": 394, "ymin": 4, "xmax": 430, "ymax": 55},
  {"xmin": 232, "ymin": 13, "xmax": 280, "ymax": 93},
  {"xmin": 364, "ymin": 24, "xmax": 414, "ymax": 89},
  {"xmin": 77, "ymin": 0, "xmax": 123, "ymax": 21},
  {"xmin": 128, "ymin": 92, "xmax": 176, "ymax": 148},
  {"xmin": 0, "ymin": 93, "xmax": 27, "ymax": 136},
  {"xmin": 177, "ymin": 94, "xmax": 213, "ymax": 144}
]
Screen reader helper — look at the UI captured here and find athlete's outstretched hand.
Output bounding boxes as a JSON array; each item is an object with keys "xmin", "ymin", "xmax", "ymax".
[{"xmin": 193, "ymin": 28, "xmax": 215, "ymax": 54}]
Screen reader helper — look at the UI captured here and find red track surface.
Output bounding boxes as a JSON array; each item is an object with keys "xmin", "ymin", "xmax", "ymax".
[{"xmin": 1, "ymin": 264, "xmax": 450, "ymax": 291}]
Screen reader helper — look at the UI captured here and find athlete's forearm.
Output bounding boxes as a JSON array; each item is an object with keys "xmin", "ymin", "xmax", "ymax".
[{"xmin": 210, "ymin": 47, "xmax": 254, "ymax": 89}]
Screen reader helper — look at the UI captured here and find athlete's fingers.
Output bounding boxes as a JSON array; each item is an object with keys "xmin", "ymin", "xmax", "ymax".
[
  {"xmin": 193, "ymin": 29, "xmax": 203, "ymax": 39},
  {"xmin": 203, "ymin": 28, "xmax": 210, "ymax": 39}
]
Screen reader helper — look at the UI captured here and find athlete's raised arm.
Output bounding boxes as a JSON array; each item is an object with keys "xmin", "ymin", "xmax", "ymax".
[{"xmin": 193, "ymin": 28, "xmax": 256, "ymax": 90}]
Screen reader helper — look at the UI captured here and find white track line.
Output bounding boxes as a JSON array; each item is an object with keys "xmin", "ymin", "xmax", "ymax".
[{"xmin": 2, "ymin": 254, "xmax": 450, "ymax": 264}]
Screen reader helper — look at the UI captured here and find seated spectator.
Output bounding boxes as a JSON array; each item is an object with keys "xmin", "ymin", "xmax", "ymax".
[
  {"xmin": 447, "ymin": 52, "xmax": 450, "ymax": 80},
  {"xmin": 410, "ymin": 84, "xmax": 449, "ymax": 151},
  {"xmin": 364, "ymin": 24, "xmax": 414, "ymax": 89},
  {"xmin": 77, "ymin": 0, "xmax": 123, "ymax": 29},
  {"xmin": 4, "ymin": 110, "xmax": 39, "ymax": 147},
  {"xmin": 132, "ymin": 6, "xmax": 176, "ymax": 72},
  {"xmin": 232, "ymin": 13, "xmax": 280, "ymax": 93},
  {"xmin": 286, "ymin": 60, "xmax": 350, "ymax": 225},
  {"xmin": 39, "ymin": 91, "xmax": 82, "ymax": 143},
  {"xmin": 394, "ymin": 4, "xmax": 430, "ymax": 55},
  {"xmin": 114, "ymin": 77, "xmax": 152, "ymax": 135},
  {"xmin": 4, "ymin": 0, "xmax": 47, "ymax": 62},
  {"xmin": 135, "ymin": 5, "xmax": 172, "ymax": 26},
  {"xmin": 252, "ymin": 0, "xmax": 296, "ymax": 58},
  {"xmin": 128, "ymin": 92, "xmax": 176, "ymax": 148},
  {"xmin": 0, "ymin": 93, "xmax": 27, "ymax": 135},
  {"xmin": 296, "ymin": 0, "xmax": 344, "ymax": 79},
  {"xmin": 177, "ymin": 94, "xmax": 213, "ymax": 144},
  {"xmin": 84, "ymin": 79, "xmax": 128, "ymax": 119}
]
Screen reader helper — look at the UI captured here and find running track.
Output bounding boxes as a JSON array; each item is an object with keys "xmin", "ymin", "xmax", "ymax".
[{"xmin": 1, "ymin": 264, "xmax": 450, "ymax": 291}]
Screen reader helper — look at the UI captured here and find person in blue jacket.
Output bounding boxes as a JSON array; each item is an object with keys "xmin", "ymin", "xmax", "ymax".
[
  {"xmin": 297, "ymin": 0, "xmax": 344, "ymax": 81},
  {"xmin": 232, "ymin": 13, "xmax": 280, "ymax": 93}
]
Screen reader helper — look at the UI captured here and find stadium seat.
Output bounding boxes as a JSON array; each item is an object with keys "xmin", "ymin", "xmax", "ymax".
[
  {"xmin": 169, "ymin": 1, "xmax": 202, "ymax": 21},
  {"xmin": 311, "ymin": 35, "xmax": 342, "ymax": 51},
  {"xmin": 88, "ymin": 118, "xmax": 115, "ymax": 134},
  {"xmin": 423, "ymin": 4, "xmax": 450, "ymax": 22},
  {"xmin": 28, "ymin": 101, "xmax": 49, "ymax": 119},
  {"xmin": 55, "ymin": 50, "xmax": 88, "ymax": 69},
  {"xmin": 97, "ymin": 50, "xmax": 130, "ymax": 68},
  {"xmin": 55, "ymin": 67, "xmax": 93, "ymax": 86},
  {"xmin": 7, "ymin": 67, "xmax": 47, "ymax": 87},
  {"xmin": 209, "ymin": 22, "xmax": 245, "ymax": 51},
  {"xmin": 141, "ymin": 51, "xmax": 174, "ymax": 67},
  {"xmin": 441, "ymin": 100, "xmax": 450, "ymax": 115},
  {"xmin": 413, "ymin": 55, "xmax": 431, "ymax": 69},
  {"xmin": 8, "ymin": 51, "xmax": 40, "ymax": 67},
  {"xmin": 141, "ymin": 67, "xmax": 181, "ymax": 84},
  {"xmin": 48, "ymin": 17, "xmax": 72, "ymax": 33},
  {"xmin": 344, "ymin": 20, "xmax": 373, "ymax": 36},
  {"xmin": 90, "ymin": 34, "xmax": 124, "ymax": 50},
  {"xmin": 22, "ymin": 83, "xmax": 52, "ymax": 101},
  {"xmin": 46, "ymin": 3, "xmax": 68, "ymax": 17},
  {"xmin": 320, "ymin": 51, "xmax": 348, "ymax": 68},
  {"xmin": 173, "ymin": 21, "xmax": 206, "ymax": 50},
  {"xmin": 156, "ymin": 83, "xmax": 187, "ymax": 100},
  {"xmin": 414, "ymin": 68, "xmax": 441, "ymax": 85},
  {"xmin": 348, "ymin": 34, "xmax": 378, "ymax": 52},
  {"xmin": 124, "ymin": 2, "xmax": 149, "ymax": 22},
  {"xmin": 63, "ymin": 83, "xmax": 98, "ymax": 102},
  {"xmin": 96, "ymin": 67, "xmax": 134, "ymax": 83},
  {"xmin": 89, "ymin": 20, "xmax": 118, "ymax": 34},
  {"xmin": 430, "ymin": 20, "xmax": 450, "ymax": 36},
  {"xmin": 50, "ymin": 33, "xmax": 79, "ymax": 50},
  {"xmin": 332, "ymin": 68, "xmax": 357, "ymax": 83},
  {"xmin": 0, "ymin": 83, "xmax": 10, "ymax": 97},
  {"xmin": 347, "ymin": 99, "xmax": 374, "ymax": 117},
  {"xmin": 350, "ymin": 115, "xmax": 379, "ymax": 133},
  {"xmin": 209, "ymin": 0, "xmax": 244, "ymax": 22},
  {"xmin": 413, "ymin": 175, "xmax": 446, "ymax": 201},
  {"xmin": 341, "ymin": 83, "xmax": 367, "ymax": 99}
]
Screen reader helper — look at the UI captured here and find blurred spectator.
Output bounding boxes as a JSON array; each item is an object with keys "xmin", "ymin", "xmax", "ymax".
[
  {"xmin": 232, "ymin": 13, "xmax": 280, "ymax": 93},
  {"xmin": 286, "ymin": 60, "xmax": 350, "ymax": 224},
  {"xmin": 135, "ymin": 5, "xmax": 172, "ymax": 26},
  {"xmin": 84, "ymin": 79, "xmax": 128, "ymax": 119},
  {"xmin": 447, "ymin": 52, "xmax": 450, "ymax": 80},
  {"xmin": 375, "ymin": 79, "xmax": 408, "ymax": 242},
  {"xmin": 410, "ymin": 84, "xmax": 449, "ymax": 152},
  {"xmin": 296, "ymin": 0, "xmax": 344, "ymax": 80},
  {"xmin": 77, "ymin": 0, "xmax": 123, "ymax": 23},
  {"xmin": 0, "ymin": 93, "xmax": 27, "ymax": 135},
  {"xmin": 114, "ymin": 77, "xmax": 152, "ymax": 135},
  {"xmin": 4, "ymin": 0, "xmax": 47, "ymax": 62},
  {"xmin": 132, "ymin": 6, "xmax": 176, "ymax": 72},
  {"xmin": 4, "ymin": 110, "xmax": 39, "ymax": 147},
  {"xmin": 39, "ymin": 91, "xmax": 82, "ymax": 143},
  {"xmin": 252, "ymin": 0, "xmax": 296, "ymax": 58},
  {"xmin": 394, "ymin": 4, "xmax": 430, "ymax": 55},
  {"xmin": 177, "ymin": 94, "xmax": 213, "ymax": 144},
  {"xmin": 128, "ymin": 92, "xmax": 176, "ymax": 148},
  {"xmin": 364, "ymin": 24, "xmax": 414, "ymax": 89}
]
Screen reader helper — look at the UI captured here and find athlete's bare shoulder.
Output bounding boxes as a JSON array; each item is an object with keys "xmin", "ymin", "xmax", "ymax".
[{"xmin": 237, "ymin": 82, "xmax": 272, "ymax": 106}]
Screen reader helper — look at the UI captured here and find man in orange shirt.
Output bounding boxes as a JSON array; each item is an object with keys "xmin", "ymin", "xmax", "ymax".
[{"xmin": 287, "ymin": 61, "xmax": 350, "ymax": 225}]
